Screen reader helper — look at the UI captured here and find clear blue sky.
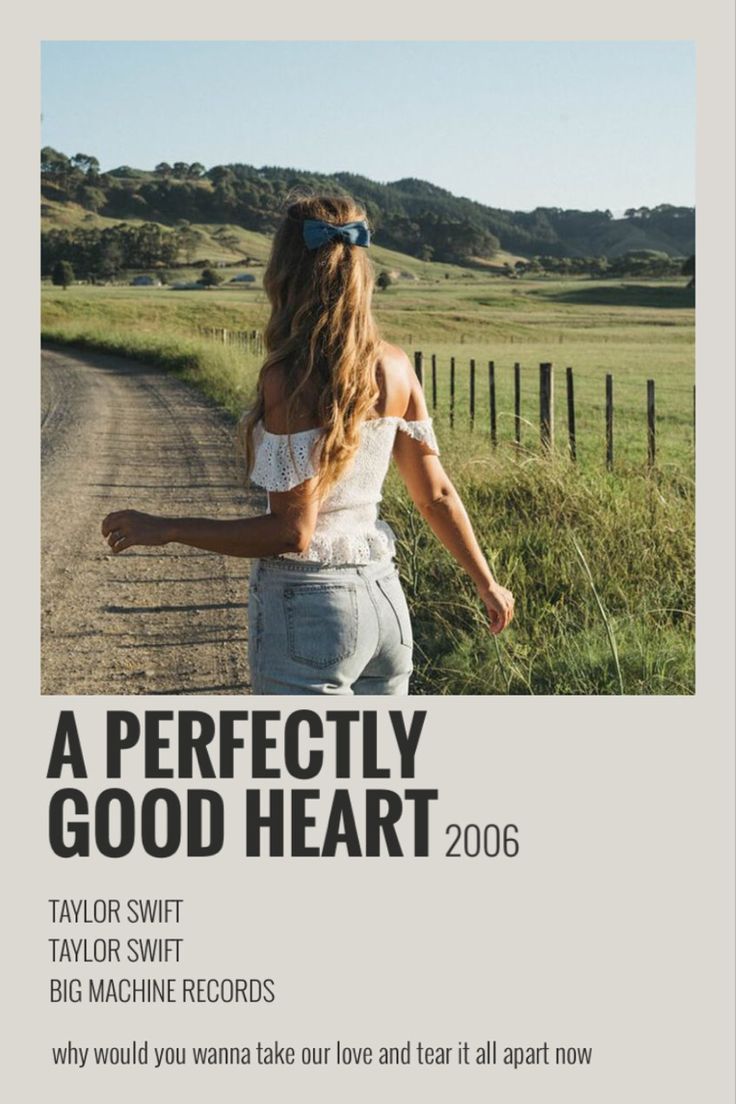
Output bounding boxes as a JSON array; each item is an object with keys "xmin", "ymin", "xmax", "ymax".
[{"xmin": 41, "ymin": 40, "xmax": 695, "ymax": 213}]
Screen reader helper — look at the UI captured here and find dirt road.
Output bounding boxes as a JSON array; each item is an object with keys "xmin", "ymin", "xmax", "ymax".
[{"xmin": 41, "ymin": 345, "xmax": 261, "ymax": 694}]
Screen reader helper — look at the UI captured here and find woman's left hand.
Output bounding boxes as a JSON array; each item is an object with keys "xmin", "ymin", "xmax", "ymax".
[
  {"xmin": 101, "ymin": 510, "xmax": 170, "ymax": 553},
  {"xmin": 479, "ymin": 581, "xmax": 515, "ymax": 635}
]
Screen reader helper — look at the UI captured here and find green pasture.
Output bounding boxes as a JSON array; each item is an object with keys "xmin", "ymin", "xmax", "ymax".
[{"xmin": 42, "ymin": 274, "xmax": 695, "ymax": 472}]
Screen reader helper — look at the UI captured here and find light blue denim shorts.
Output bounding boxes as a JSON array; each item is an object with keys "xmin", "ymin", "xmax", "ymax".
[{"xmin": 248, "ymin": 556, "xmax": 413, "ymax": 695}]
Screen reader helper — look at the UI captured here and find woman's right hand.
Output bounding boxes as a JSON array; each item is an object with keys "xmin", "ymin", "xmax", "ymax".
[
  {"xmin": 101, "ymin": 509, "xmax": 170, "ymax": 553},
  {"xmin": 479, "ymin": 582, "xmax": 515, "ymax": 635}
]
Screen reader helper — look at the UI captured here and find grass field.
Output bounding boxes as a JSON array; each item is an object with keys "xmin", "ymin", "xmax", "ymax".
[{"xmin": 41, "ymin": 269, "xmax": 695, "ymax": 694}]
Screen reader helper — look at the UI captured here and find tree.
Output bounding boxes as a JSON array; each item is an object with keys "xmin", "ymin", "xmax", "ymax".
[
  {"xmin": 376, "ymin": 270, "xmax": 392, "ymax": 290},
  {"xmin": 207, "ymin": 165, "xmax": 235, "ymax": 187},
  {"xmin": 175, "ymin": 219, "xmax": 199, "ymax": 263},
  {"xmin": 155, "ymin": 162, "xmax": 172, "ymax": 177},
  {"xmin": 199, "ymin": 267, "xmax": 222, "ymax": 286},
  {"xmin": 52, "ymin": 260, "xmax": 74, "ymax": 289},
  {"xmin": 681, "ymin": 254, "xmax": 695, "ymax": 288},
  {"xmin": 41, "ymin": 146, "xmax": 70, "ymax": 176},
  {"xmin": 98, "ymin": 239, "xmax": 124, "ymax": 279},
  {"xmin": 72, "ymin": 153, "xmax": 100, "ymax": 175},
  {"xmin": 79, "ymin": 186, "xmax": 106, "ymax": 213},
  {"xmin": 589, "ymin": 256, "xmax": 610, "ymax": 279}
]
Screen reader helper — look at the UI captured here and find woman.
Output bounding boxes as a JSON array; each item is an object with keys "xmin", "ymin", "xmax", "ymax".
[{"xmin": 102, "ymin": 194, "xmax": 514, "ymax": 694}]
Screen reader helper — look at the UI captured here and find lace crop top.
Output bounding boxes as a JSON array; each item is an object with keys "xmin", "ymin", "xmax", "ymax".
[{"xmin": 250, "ymin": 416, "xmax": 440, "ymax": 564}]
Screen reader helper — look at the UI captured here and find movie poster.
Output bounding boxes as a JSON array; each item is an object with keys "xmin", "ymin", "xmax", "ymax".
[{"xmin": 4, "ymin": 3, "xmax": 734, "ymax": 1101}]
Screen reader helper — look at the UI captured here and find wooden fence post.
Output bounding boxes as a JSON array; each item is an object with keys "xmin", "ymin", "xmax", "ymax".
[
  {"xmin": 469, "ymin": 359, "xmax": 476, "ymax": 427},
  {"xmin": 647, "ymin": 379, "xmax": 656, "ymax": 467},
  {"xmin": 450, "ymin": 356, "xmax": 456, "ymax": 428},
  {"xmin": 514, "ymin": 362, "xmax": 521, "ymax": 446},
  {"xmin": 488, "ymin": 361, "xmax": 497, "ymax": 446},
  {"xmin": 606, "ymin": 373, "xmax": 614, "ymax": 471},
  {"xmin": 414, "ymin": 351, "xmax": 423, "ymax": 387},
  {"xmin": 566, "ymin": 366, "xmax": 577, "ymax": 461},
  {"xmin": 431, "ymin": 354, "xmax": 437, "ymax": 410},
  {"xmin": 539, "ymin": 362, "xmax": 554, "ymax": 452}
]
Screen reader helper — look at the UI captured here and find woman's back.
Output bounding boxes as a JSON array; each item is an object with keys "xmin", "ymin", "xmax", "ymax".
[{"xmin": 250, "ymin": 342, "xmax": 440, "ymax": 564}]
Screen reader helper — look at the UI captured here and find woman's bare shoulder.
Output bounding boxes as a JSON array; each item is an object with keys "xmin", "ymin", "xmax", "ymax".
[
  {"xmin": 375, "ymin": 341, "xmax": 416, "ymax": 416},
  {"xmin": 375, "ymin": 341, "xmax": 427, "ymax": 419},
  {"xmin": 377, "ymin": 340, "xmax": 413, "ymax": 375}
]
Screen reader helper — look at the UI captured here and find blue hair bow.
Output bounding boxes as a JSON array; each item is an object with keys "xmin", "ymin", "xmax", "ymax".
[{"xmin": 303, "ymin": 218, "xmax": 371, "ymax": 250}]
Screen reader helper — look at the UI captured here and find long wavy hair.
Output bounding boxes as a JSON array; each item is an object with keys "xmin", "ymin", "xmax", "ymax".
[{"xmin": 241, "ymin": 192, "xmax": 382, "ymax": 494}]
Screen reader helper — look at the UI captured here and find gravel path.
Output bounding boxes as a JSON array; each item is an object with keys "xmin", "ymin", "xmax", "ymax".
[{"xmin": 41, "ymin": 345, "xmax": 261, "ymax": 694}]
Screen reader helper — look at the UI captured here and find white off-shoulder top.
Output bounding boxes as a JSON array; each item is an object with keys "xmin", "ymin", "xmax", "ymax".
[{"xmin": 250, "ymin": 416, "xmax": 440, "ymax": 564}]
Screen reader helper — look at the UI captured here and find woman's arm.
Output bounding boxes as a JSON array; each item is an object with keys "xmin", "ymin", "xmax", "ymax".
[
  {"xmin": 101, "ymin": 482, "xmax": 319, "ymax": 557},
  {"xmin": 392, "ymin": 372, "xmax": 514, "ymax": 635}
]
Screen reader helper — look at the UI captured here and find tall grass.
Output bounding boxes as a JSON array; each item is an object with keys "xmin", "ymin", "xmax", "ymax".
[{"xmin": 382, "ymin": 449, "xmax": 694, "ymax": 694}]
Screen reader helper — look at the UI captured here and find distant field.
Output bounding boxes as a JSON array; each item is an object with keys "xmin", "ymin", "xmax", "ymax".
[
  {"xmin": 42, "ymin": 274, "xmax": 695, "ymax": 471},
  {"xmin": 41, "ymin": 271, "xmax": 695, "ymax": 693}
]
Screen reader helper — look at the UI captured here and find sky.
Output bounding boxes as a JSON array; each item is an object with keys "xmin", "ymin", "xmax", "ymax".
[{"xmin": 41, "ymin": 40, "xmax": 695, "ymax": 214}]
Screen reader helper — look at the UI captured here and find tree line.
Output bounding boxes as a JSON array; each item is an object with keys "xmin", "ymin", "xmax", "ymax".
[
  {"xmin": 512, "ymin": 251, "xmax": 688, "ymax": 278},
  {"xmin": 42, "ymin": 224, "xmax": 182, "ymax": 280},
  {"xmin": 41, "ymin": 147, "xmax": 695, "ymax": 266}
]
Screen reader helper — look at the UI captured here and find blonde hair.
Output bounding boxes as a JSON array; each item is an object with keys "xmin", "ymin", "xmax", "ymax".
[{"xmin": 241, "ymin": 192, "xmax": 382, "ymax": 494}]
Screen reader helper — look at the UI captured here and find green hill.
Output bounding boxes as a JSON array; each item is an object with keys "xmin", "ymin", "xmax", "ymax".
[
  {"xmin": 40, "ymin": 198, "xmax": 524, "ymax": 284},
  {"xmin": 41, "ymin": 148, "xmax": 694, "ymax": 270}
]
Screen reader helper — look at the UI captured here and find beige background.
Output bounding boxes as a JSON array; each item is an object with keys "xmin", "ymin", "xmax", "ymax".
[
  {"xmin": 25, "ymin": 696, "xmax": 731, "ymax": 1102},
  {"xmin": 3, "ymin": 1, "xmax": 735, "ymax": 1100}
]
